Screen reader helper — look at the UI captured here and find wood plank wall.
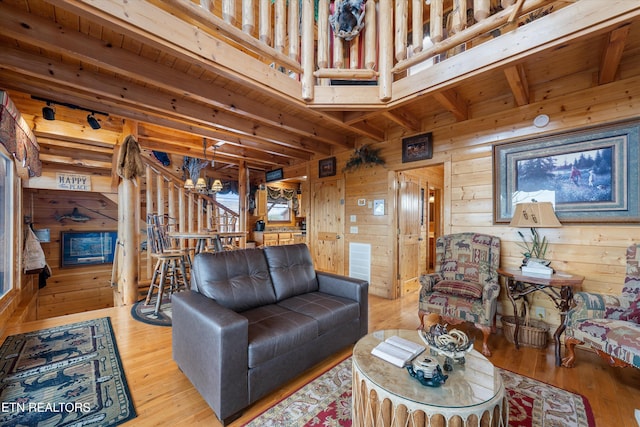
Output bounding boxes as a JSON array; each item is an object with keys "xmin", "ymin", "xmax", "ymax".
[
  {"xmin": 305, "ymin": 60, "xmax": 640, "ymax": 329},
  {"xmin": 23, "ymin": 189, "xmax": 119, "ymax": 319}
]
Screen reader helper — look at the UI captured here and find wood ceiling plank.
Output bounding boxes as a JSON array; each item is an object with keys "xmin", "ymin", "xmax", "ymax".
[
  {"xmin": 432, "ymin": 89, "xmax": 468, "ymax": 121},
  {"xmin": 0, "ymin": 4, "xmax": 350, "ymax": 149}
]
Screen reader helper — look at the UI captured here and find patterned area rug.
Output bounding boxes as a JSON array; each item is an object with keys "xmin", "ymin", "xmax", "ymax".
[
  {"xmin": 242, "ymin": 357, "xmax": 595, "ymax": 427},
  {"xmin": 0, "ymin": 317, "xmax": 136, "ymax": 427},
  {"xmin": 130, "ymin": 297, "xmax": 172, "ymax": 327}
]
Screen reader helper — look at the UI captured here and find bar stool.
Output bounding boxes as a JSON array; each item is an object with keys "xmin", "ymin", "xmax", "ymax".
[{"xmin": 145, "ymin": 214, "xmax": 189, "ymax": 315}]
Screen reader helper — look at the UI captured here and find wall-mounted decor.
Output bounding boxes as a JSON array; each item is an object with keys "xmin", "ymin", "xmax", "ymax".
[
  {"xmin": 494, "ymin": 120, "xmax": 640, "ymax": 223},
  {"xmin": 343, "ymin": 144, "xmax": 385, "ymax": 172},
  {"xmin": 265, "ymin": 168, "xmax": 284, "ymax": 182},
  {"xmin": 402, "ymin": 132, "xmax": 433, "ymax": 163},
  {"xmin": 319, "ymin": 157, "xmax": 337, "ymax": 178},
  {"xmin": 61, "ymin": 230, "xmax": 117, "ymax": 267}
]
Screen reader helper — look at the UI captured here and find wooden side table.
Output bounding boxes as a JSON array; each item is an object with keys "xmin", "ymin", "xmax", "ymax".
[{"xmin": 497, "ymin": 267, "xmax": 584, "ymax": 367}]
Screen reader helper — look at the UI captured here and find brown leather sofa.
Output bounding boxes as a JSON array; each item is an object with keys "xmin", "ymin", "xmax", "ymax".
[{"xmin": 172, "ymin": 244, "xmax": 369, "ymax": 425}]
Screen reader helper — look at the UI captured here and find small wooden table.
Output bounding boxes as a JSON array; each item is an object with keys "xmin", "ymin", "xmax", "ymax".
[{"xmin": 497, "ymin": 267, "xmax": 584, "ymax": 366}]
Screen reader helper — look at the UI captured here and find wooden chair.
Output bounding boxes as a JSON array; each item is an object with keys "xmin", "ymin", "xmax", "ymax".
[{"xmin": 145, "ymin": 214, "xmax": 189, "ymax": 315}]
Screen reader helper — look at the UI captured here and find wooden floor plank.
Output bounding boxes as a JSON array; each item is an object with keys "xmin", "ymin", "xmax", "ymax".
[{"xmin": 1, "ymin": 291, "xmax": 638, "ymax": 426}]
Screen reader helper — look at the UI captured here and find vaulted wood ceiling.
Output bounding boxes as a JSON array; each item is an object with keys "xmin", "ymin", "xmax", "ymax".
[{"xmin": 1, "ymin": 0, "xmax": 640, "ymax": 182}]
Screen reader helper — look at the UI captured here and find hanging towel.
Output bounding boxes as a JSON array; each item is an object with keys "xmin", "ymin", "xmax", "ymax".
[{"xmin": 117, "ymin": 134, "xmax": 145, "ymax": 180}]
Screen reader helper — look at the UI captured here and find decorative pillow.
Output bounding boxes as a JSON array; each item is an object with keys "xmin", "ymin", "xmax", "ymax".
[
  {"xmin": 619, "ymin": 295, "xmax": 640, "ymax": 324},
  {"xmin": 433, "ymin": 280, "xmax": 483, "ymax": 299}
]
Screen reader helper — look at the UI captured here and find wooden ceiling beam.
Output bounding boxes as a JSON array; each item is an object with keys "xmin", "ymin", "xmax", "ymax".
[
  {"xmin": 599, "ymin": 24, "xmax": 630, "ymax": 85},
  {"xmin": 0, "ymin": 52, "xmax": 332, "ymax": 158},
  {"xmin": 0, "ymin": 4, "xmax": 350, "ymax": 150},
  {"xmin": 432, "ymin": 89, "xmax": 468, "ymax": 121},
  {"xmin": 381, "ymin": 110, "xmax": 421, "ymax": 132},
  {"xmin": 504, "ymin": 64, "xmax": 530, "ymax": 107}
]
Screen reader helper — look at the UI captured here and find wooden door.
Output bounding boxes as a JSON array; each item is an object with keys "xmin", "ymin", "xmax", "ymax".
[
  {"xmin": 312, "ymin": 179, "xmax": 345, "ymax": 274},
  {"xmin": 397, "ymin": 172, "xmax": 421, "ymax": 295}
]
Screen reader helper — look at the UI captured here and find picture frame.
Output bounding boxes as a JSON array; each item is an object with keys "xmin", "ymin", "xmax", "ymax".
[
  {"xmin": 319, "ymin": 157, "xmax": 337, "ymax": 178},
  {"xmin": 402, "ymin": 132, "xmax": 433, "ymax": 163},
  {"xmin": 61, "ymin": 230, "xmax": 117, "ymax": 267},
  {"xmin": 493, "ymin": 120, "xmax": 640, "ymax": 223},
  {"xmin": 265, "ymin": 168, "xmax": 284, "ymax": 182}
]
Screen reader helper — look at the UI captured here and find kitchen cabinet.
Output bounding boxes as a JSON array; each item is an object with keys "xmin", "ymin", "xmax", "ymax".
[{"xmin": 254, "ymin": 231, "xmax": 298, "ymax": 246}]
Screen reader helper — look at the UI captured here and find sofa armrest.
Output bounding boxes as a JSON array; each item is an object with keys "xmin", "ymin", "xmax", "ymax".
[
  {"xmin": 316, "ymin": 271, "xmax": 369, "ymax": 336},
  {"xmin": 419, "ymin": 273, "xmax": 443, "ymax": 293},
  {"xmin": 172, "ymin": 290, "xmax": 249, "ymax": 421}
]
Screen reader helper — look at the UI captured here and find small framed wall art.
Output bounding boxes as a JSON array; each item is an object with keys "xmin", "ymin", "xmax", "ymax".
[
  {"xmin": 402, "ymin": 132, "xmax": 433, "ymax": 163},
  {"xmin": 319, "ymin": 157, "xmax": 337, "ymax": 178}
]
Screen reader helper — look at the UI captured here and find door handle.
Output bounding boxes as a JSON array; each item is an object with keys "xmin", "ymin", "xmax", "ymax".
[{"xmin": 336, "ymin": 235, "xmax": 341, "ymax": 239}]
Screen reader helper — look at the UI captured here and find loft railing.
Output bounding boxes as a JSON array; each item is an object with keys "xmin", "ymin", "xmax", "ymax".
[{"xmin": 162, "ymin": 0, "xmax": 562, "ymax": 104}]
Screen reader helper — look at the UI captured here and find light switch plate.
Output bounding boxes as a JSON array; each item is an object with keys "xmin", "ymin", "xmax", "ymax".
[
  {"xmin": 350, "ymin": 226, "xmax": 358, "ymax": 233},
  {"xmin": 350, "ymin": 215, "xmax": 357, "ymax": 222}
]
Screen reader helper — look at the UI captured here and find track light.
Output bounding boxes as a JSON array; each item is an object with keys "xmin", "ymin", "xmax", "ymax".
[
  {"xmin": 42, "ymin": 103, "xmax": 55, "ymax": 120},
  {"xmin": 87, "ymin": 113, "xmax": 101, "ymax": 130}
]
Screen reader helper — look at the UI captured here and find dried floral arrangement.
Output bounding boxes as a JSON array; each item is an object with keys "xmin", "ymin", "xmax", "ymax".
[{"xmin": 343, "ymin": 144, "xmax": 385, "ymax": 172}]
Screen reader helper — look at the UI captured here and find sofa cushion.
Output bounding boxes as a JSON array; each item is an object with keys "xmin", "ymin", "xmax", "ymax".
[
  {"xmin": 243, "ymin": 305, "xmax": 318, "ymax": 367},
  {"xmin": 191, "ymin": 249, "xmax": 276, "ymax": 312},
  {"xmin": 433, "ymin": 279, "xmax": 484, "ymax": 299},
  {"xmin": 263, "ymin": 244, "xmax": 318, "ymax": 301},
  {"xmin": 567, "ymin": 318, "xmax": 640, "ymax": 369},
  {"xmin": 277, "ymin": 292, "xmax": 360, "ymax": 335}
]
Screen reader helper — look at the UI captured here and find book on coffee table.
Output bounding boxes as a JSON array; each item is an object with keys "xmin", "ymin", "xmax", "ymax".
[{"xmin": 371, "ymin": 335, "xmax": 425, "ymax": 367}]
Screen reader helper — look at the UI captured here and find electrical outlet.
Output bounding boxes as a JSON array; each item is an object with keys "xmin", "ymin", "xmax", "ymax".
[{"xmin": 534, "ymin": 307, "xmax": 545, "ymax": 320}]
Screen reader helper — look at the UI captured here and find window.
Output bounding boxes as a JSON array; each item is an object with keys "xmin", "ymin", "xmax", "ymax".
[
  {"xmin": 267, "ymin": 197, "xmax": 291, "ymax": 222},
  {"xmin": 0, "ymin": 149, "xmax": 14, "ymax": 298}
]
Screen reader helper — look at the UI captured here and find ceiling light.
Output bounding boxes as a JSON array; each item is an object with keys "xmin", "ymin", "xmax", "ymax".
[
  {"xmin": 42, "ymin": 103, "xmax": 55, "ymax": 120},
  {"xmin": 87, "ymin": 113, "xmax": 101, "ymax": 130},
  {"xmin": 210, "ymin": 179, "xmax": 223, "ymax": 193}
]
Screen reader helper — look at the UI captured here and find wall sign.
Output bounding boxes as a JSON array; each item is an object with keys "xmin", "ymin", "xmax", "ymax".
[
  {"xmin": 56, "ymin": 173, "xmax": 92, "ymax": 191},
  {"xmin": 265, "ymin": 168, "xmax": 284, "ymax": 182}
]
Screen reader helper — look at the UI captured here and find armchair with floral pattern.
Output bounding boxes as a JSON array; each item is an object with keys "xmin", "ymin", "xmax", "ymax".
[{"xmin": 418, "ymin": 232, "xmax": 501, "ymax": 357}]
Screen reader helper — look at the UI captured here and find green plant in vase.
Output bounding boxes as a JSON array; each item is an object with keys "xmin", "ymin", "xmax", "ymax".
[{"xmin": 516, "ymin": 227, "xmax": 550, "ymax": 266}]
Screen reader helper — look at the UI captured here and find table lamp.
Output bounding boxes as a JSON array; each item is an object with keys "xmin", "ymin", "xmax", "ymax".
[{"xmin": 509, "ymin": 202, "xmax": 561, "ymax": 274}]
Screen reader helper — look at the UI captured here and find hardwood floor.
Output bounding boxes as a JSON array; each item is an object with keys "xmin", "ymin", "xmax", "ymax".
[{"xmin": 2, "ymin": 291, "xmax": 638, "ymax": 426}]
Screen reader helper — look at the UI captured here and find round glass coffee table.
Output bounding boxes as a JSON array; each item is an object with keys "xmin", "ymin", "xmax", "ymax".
[{"xmin": 352, "ymin": 329, "xmax": 507, "ymax": 427}]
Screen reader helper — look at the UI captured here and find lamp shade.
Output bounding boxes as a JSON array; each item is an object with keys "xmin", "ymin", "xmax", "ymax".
[
  {"xmin": 509, "ymin": 202, "xmax": 561, "ymax": 228},
  {"xmin": 210, "ymin": 179, "xmax": 223, "ymax": 193},
  {"xmin": 195, "ymin": 177, "xmax": 207, "ymax": 190},
  {"xmin": 184, "ymin": 178, "xmax": 194, "ymax": 189}
]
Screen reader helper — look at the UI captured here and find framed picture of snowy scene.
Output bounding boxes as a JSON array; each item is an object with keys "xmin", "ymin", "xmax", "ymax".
[{"xmin": 493, "ymin": 120, "xmax": 640, "ymax": 223}]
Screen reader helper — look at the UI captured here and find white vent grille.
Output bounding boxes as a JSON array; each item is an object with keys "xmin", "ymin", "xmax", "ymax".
[{"xmin": 349, "ymin": 242, "xmax": 371, "ymax": 283}]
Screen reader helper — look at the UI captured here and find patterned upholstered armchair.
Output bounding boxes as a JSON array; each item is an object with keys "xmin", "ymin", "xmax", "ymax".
[
  {"xmin": 418, "ymin": 232, "xmax": 501, "ymax": 357},
  {"xmin": 562, "ymin": 244, "xmax": 640, "ymax": 369}
]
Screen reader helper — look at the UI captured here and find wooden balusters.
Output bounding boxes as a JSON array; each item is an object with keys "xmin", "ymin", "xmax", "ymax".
[
  {"xmin": 430, "ymin": 0, "xmax": 444, "ymax": 43},
  {"xmin": 379, "ymin": 0, "xmax": 393, "ymax": 101},
  {"xmin": 317, "ymin": 0, "xmax": 330, "ymax": 69},
  {"xmin": 301, "ymin": 0, "xmax": 315, "ymax": 100},
  {"xmin": 222, "ymin": 0, "xmax": 235, "ymax": 25},
  {"xmin": 259, "ymin": 0, "xmax": 272, "ymax": 45},
  {"xmin": 275, "ymin": 0, "xmax": 286, "ymax": 53},
  {"xmin": 242, "ymin": 0, "xmax": 254, "ymax": 33},
  {"xmin": 412, "ymin": 0, "xmax": 424, "ymax": 53},
  {"xmin": 364, "ymin": 0, "xmax": 377, "ymax": 69},
  {"xmin": 288, "ymin": 0, "xmax": 300, "ymax": 61},
  {"xmin": 395, "ymin": 0, "xmax": 408, "ymax": 61},
  {"xmin": 474, "ymin": 0, "xmax": 491, "ymax": 21}
]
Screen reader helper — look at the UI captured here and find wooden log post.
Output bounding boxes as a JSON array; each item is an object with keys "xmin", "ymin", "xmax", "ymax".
[
  {"xmin": 364, "ymin": 0, "xmax": 377, "ymax": 69},
  {"xmin": 474, "ymin": 0, "xmax": 490, "ymax": 21},
  {"xmin": 145, "ymin": 165, "xmax": 153, "ymax": 279},
  {"xmin": 332, "ymin": 0, "xmax": 344, "ymax": 69},
  {"xmin": 301, "ymin": 0, "xmax": 315, "ymax": 100},
  {"xmin": 238, "ymin": 160, "xmax": 248, "ymax": 248},
  {"xmin": 200, "ymin": 0, "xmax": 213, "ymax": 13},
  {"xmin": 430, "ymin": 0, "xmax": 444, "ymax": 43},
  {"xmin": 117, "ymin": 120, "xmax": 140, "ymax": 307},
  {"xmin": 259, "ymin": 0, "xmax": 272, "ymax": 45},
  {"xmin": 451, "ymin": 0, "xmax": 466, "ymax": 33},
  {"xmin": 275, "ymin": 0, "xmax": 286, "ymax": 53},
  {"xmin": 317, "ymin": 0, "xmax": 330, "ymax": 69},
  {"xmin": 379, "ymin": 0, "xmax": 393, "ymax": 101},
  {"xmin": 395, "ymin": 0, "xmax": 408, "ymax": 61},
  {"xmin": 242, "ymin": 0, "xmax": 254, "ymax": 33},
  {"xmin": 288, "ymin": 0, "xmax": 300, "ymax": 62},
  {"xmin": 412, "ymin": 0, "xmax": 424, "ymax": 53},
  {"xmin": 222, "ymin": 0, "xmax": 235, "ymax": 25}
]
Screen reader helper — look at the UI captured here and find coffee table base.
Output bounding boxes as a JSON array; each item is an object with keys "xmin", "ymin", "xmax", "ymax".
[{"xmin": 352, "ymin": 366, "xmax": 508, "ymax": 427}]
